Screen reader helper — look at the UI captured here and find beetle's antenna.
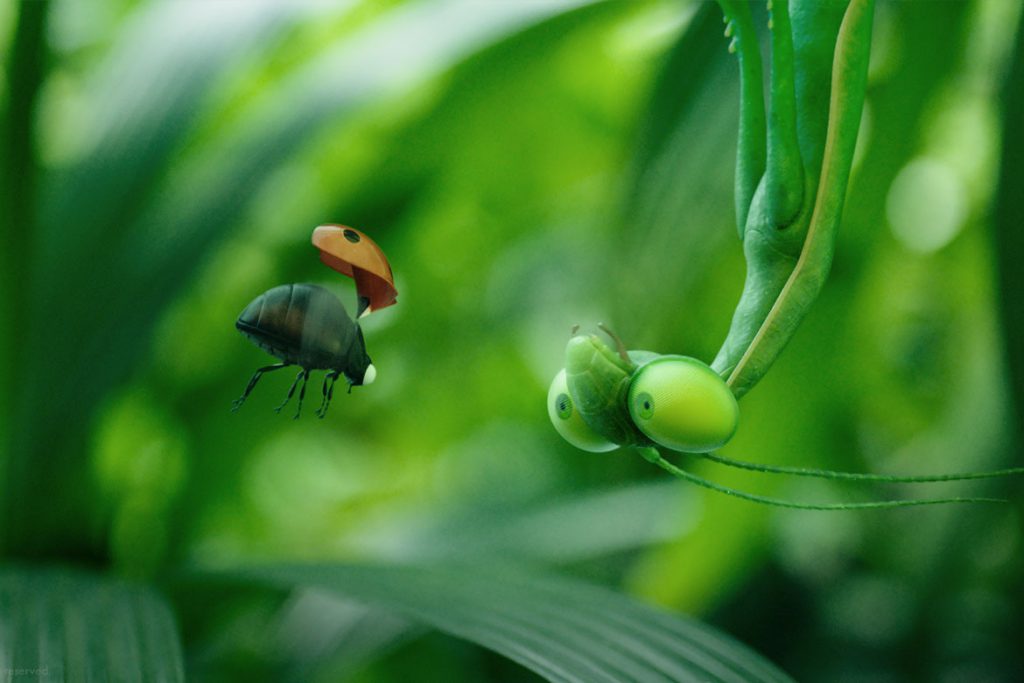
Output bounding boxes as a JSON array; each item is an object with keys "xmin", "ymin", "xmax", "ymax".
[
  {"xmin": 357, "ymin": 295, "xmax": 371, "ymax": 318},
  {"xmin": 598, "ymin": 323, "xmax": 630, "ymax": 363}
]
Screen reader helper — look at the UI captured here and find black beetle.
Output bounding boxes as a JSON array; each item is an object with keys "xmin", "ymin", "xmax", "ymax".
[{"xmin": 232, "ymin": 283, "xmax": 376, "ymax": 418}]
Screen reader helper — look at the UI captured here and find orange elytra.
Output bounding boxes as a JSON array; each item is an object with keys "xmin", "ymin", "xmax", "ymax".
[{"xmin": 311, "ymin": 224, "xmax": 397, "ymax": 316}]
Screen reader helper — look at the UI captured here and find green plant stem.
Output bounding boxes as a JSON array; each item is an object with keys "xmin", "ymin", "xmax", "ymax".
[
  {"xmin": 709, "ymin": 0, "xmax": 848, "ymax": 387},
  {"xmin": 724, "ymin": 0, "xmax": 874, "ymax": 398},
  {"xmin": 638, "ymin": 448, "xmax": 1007, "ymax": 510}
]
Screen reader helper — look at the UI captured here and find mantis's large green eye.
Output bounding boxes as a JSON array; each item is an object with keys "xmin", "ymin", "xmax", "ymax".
[
  {"xmin": 627, "ymin": 356, "xmax": 738, "ymax": 452},
  {"xmin": 547, "ymin": 369, "xmax": 617, "ymax": 453}
]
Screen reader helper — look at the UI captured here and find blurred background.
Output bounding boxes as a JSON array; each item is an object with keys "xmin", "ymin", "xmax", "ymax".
[{"xmin": 2, "ymin": 0, "xmax": 1022, "ymax": 681}]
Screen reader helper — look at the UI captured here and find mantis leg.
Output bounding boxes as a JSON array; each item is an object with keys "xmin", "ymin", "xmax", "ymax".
[
  {"xmin": 717, "ymin": 0, "xmax": 766, "ymax": 237},
  {"xmin": 765, "ymin": 0, "xmax": 803, "ymax": 226}
]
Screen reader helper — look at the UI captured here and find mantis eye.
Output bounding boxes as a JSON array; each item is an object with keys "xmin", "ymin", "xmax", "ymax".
[
  {"xmin": 547, "ymin": 369, "xmax": 617, "ymax": 453},
  {"xmin": 627, "ymin": 356, "xmax": 738, "ymax": 453}
]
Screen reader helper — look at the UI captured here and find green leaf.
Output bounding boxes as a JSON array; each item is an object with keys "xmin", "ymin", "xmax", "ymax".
[
  {"xmin": 0, "ymin": 565, "xmax": 185, "ymax": 681},
  {"xmin": 615, "ymin": 4, "xmax": 737, "ymax": 345},
  {"xmin": 344, "ymin": 481, "xmax": 698, "ymax": 565},
  {"xmin": 995, "ymin": 12, "xmax": 1024, "ymax": 449},
  {"xmin": 0, "ymin": 0, "xmax": 50, "ymax": 553},
  {"xmin": 6, "ymin": 0, "xmax": 320, "ymax": 558},
  {"xmin": 227, "ymin": 562, "xmax": 795, "ymax": 683},
  {"xmin": 5, "ymin": 0, "xmax": 605, "ymax": 558}
]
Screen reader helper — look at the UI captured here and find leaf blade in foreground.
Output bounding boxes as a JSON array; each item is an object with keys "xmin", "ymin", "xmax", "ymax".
[
  {"xmin": 229, "ymin": 562, "xmax": 794, "ymax": 683},
  {"xmin": 0, "ymin": 566, "xmax": 185, "ymax": 682}
]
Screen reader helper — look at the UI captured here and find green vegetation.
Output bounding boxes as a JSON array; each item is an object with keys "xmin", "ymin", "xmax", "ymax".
[{"xmin": 1, "ymin": 0, "xmax": 1022, "ymax": 680}]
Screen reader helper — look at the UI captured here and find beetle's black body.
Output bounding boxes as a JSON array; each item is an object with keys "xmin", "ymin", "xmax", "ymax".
[{"xmin": 232, "ymin": 283, "xmax": 374, "ymax": 418}]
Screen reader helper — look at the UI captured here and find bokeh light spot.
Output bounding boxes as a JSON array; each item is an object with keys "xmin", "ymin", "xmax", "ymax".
[{"xmin": 886, "ymin": 157, "xmax": 966, "ymax": 253}]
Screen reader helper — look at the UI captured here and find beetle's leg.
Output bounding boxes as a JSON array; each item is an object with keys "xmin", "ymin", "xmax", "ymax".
[
  {"xmin": 327, "ymin": 371, "xmax": 340, "ymax": 410},
  {"xmin": 232, "ymin": 363, "xmax": 289, "ymax": 412},
  {"xmin": 316, "ymin": 373, "xmax": 330, "ymax": 417},
  {"xmin": 293, "ymin": 369, "xmax": 311, "ymax": 420},
  {"xmin": 317, "ymin": 371, "xmax": 340, "ymax": 418},
  {"xmin": 274, "ymin": 370, "xmax": 305, "ymax": 413}
]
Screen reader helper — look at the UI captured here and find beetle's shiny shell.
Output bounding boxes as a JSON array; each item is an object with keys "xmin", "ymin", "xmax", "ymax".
[
  {"xmin": 236, "ymin": 284, "xmax": 356, "ymax": 369},
  {"xmin": 312, "ymin": 225, "xmax": 398, "ymax": 314}
]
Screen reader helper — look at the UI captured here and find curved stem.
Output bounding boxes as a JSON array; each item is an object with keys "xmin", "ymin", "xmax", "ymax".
[
  {"xmin": 696, "ymin": 451, "xmax": 1024, "ymax": 483},
  {"xmin": 710, "ymin": 1, "xmax": 851, "ymax": 387},
  {"xmin": 727, "ymin": 0, "xmax": 875, "ymax": 397},
  {"xmin": 637, "ymin": 448, "xmax": 1006, "ymax": 510}
]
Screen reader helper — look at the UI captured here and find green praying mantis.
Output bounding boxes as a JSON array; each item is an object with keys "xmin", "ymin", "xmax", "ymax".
[{"xmin": 548, "ymin": 0, "xmax": 1024, "ymax": 509}]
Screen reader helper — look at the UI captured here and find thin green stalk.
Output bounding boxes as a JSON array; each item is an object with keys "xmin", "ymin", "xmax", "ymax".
[
  {"xmin": 638, "ymin": 448, "xmax": 1007, "ymax": 510},
  {"xmin": 696, "ymin": 451, "xmax": 1024, "ymax": 483}
]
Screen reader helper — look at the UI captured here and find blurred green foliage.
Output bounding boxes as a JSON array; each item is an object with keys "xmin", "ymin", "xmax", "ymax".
[{"xmin": 2, "ymin": 0, "xmax": 1023, "ymax": 681}]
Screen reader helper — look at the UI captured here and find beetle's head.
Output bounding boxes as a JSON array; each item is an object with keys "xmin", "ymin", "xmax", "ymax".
[
  {"xmin": 343, "ymin": 324, "xmax": 376, "ymax": 387},
  {"xmin": 344, "ymin": 355, "xmax": 376, "ymax": 387},
  {"xmin": 362, "ymin": 363, "xmax": 377, "ymax": 385}
]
